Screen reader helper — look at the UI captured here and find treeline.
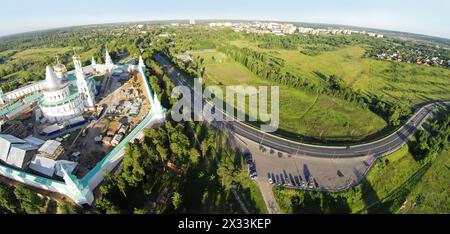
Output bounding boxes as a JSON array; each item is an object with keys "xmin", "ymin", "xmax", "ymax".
[
  {"xmin": 244, "ymin": 33, "xmax": 371, "ymax": 56},
  {"xmin": 95, "ymin": 117, "xmax": 204, "ymax": 214},
  {"xmin": 142, "ymin": 53, "xmax": 177, "ymax": 108},
  {"xmin": 0, "ymin": 183, "xmax": 45, "ymax": 214},
  {"xmin": 245, "ymin": 33, "xmax": 356, "ymax": 50},
  {"xmin": 217, "ymin": 44, "xmax": 411, "ymax": 126},
  {"xmin": 0, "ymin": 26, "xmax": 143, "ymax": 53},
  {"xmin": 323, "ymin": 74, "xmax": 411, "ymax": 126},
  {"xmin": 95, "ymin": 113, "xmax": 258, "ymax": 213},
  {"xmin": 218, "ymin": 44, "xmax": 318, "ymax": 91},
  {"xmin": 412, "ymin": 108, "xmax": 450, "ymax": 161},
  {"xmin": 0, "ymin": 181, "xmax": 81, "ymax": 214}
]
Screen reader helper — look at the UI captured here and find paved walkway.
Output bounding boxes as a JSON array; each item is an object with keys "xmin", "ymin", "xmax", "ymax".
[
  {"xmin": 234, "ymin": 135, "xmax": 281, "ymax": 214},
  {"xmin": 257, "ymin": 179, "xmax": 281, "ymax": 214},
  {"xmin": 231, "ymin": 189, "xmax": 250, "ymax": 214}
]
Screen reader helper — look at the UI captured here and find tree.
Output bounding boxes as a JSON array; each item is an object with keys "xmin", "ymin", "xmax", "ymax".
[
  {"xmin": 13, "ymin": 185, "xmax": 44, "ymax": 214},
  {"xmin": 59, "ymin": 204, "xmax": 80, "ymax": 214},
  {"xmin": 0, "ymin": 184, "xmax": 18, "ymax": 213},
  {"xmin": 200, "ymin": 140, "xmax": 209, "ymax": 157},
  {"xmin": 172, "ymin": 192, "xmax": 183, "ymax": 210},
  {"xmin": 96, "ymin": 197, "xmax": 120, "ymax": 214},
  {"xmin": 121, "ymin": 143, "xmax": 146, "ymax": 187},
  {"xmin": 189, "ymin": 148, "xmax": 200, "ymax": 165},
  {"xmin": 133, "ymin": 208, "xmax": 148, "ymax": 214},
  {"xmin": 388, "ymin": 108, "xmax": 401, "ymax": 126},
  {"xmin": 217, "ymin": 156, "xmax": 238, "ymax": 190},
  {"xmin": 149, "ymin": 75, "xmax": 162, "ymax": 96}
]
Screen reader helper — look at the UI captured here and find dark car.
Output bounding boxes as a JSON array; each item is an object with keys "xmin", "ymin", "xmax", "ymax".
[
  {"xmin": 243, "ymin": 152, "xmax": 253, "ymax": 164},
  {"xmin": 247, "ymin": 160, "xmax": 258, "ymax": 180}
]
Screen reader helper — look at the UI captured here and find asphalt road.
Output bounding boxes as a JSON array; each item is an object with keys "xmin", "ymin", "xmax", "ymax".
[{"xmin": 154, "ymin": 54, "xmax": 449, "ymax": 159}]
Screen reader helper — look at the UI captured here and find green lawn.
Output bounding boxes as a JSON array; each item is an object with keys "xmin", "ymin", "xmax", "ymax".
[
  {"xmin": 12, "ymin": 47, "xmax": 74, "ymax": 61},
  {"xmin": 273, "ymin": 144, "xmax": 425, "ymax": 214},
  {"xmin": 80, "ymin": 48, "xmax": 100, "ymax": 62},
  {"xmin": 197, "ymin": 51, "xmax": 387, "ymax": 141},
  {"xmin": 237, "ymin": 175, "xmax": 268, "ymax": 214},
  {"xmin": 399, "ymin": 148, "xmax": 450, "ymax": 214}
]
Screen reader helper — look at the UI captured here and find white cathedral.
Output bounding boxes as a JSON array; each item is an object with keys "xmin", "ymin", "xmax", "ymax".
[
  {"xmin": 39, "ymin": 53, "xmax": 98, "ymax": 123},
  {"xmin": 0, "ymin": 49, "xmax": 122, "ymax": 124},
  {"xmin": 39, "ymin": 49, "xmax": 121, "ymax": 123}
]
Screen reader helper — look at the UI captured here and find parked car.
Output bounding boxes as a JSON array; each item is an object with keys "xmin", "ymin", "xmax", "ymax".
[
  {"xmin": 243, "ymin": 151, "xmax": 253, "ymax": 164},
  {"xmin": 247, "ymin": 161, "xmax": 258, "ymax": 180},
  {"xmin": 308, "ymin": 176, "xmax": 316, "ymax": 189},
  {"xmin": 284, "ymin": 175, "xmax": 291, "ymax": 186},
  {"xmin": 275, "ymin": 175, "xmax": 282, "ymax": 186}
]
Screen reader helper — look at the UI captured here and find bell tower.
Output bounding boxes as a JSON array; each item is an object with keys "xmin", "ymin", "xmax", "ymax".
[{"xmin": 73, "ymin": 53, "xmax": 96, "ymax": 109}]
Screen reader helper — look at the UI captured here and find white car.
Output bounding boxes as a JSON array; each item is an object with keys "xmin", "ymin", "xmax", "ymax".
[{"xmin": 301, "ymin": 181, "xmax": 306, "ymax": 188}]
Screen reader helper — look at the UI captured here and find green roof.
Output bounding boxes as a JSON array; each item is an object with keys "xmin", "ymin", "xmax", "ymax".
[
  {"xmin": 0, "ymin": 101, "xmax": 22, "ymax": 117},
  {"xmin": 0, "ymin": 92, "xmax": 43, "ymax": 118},
  {"xmin": 24, "ymin": 92, "xmax": 43, "ymax": 103},
  {"xmin": 40, "ymin": 85, "xmax": 80, "ymax": 107}
]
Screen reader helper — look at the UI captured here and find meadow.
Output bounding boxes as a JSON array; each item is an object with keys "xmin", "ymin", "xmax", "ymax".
[
  {"xmin": 230, "ymin": 40, "xmax": 450, "ymax": 107},
  {"xmin": 11, "ymin": 47, "xmax": 72, "ymax": 61},
  {"xmin": 196, "ymin": 51, "xmax": 387, "ymax": 141},
  {"xmin": 0, "ymin": 46, "xmax": 103, "ymax": 91},
  {"xmin": 399, "ymin": 148, "xmax": 450, "ymax": 214}
]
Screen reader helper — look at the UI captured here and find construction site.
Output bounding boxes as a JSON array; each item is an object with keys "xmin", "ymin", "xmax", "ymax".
[{"xmin": 0, "ymin": 59, "xmax": 151, "ymax": 181}]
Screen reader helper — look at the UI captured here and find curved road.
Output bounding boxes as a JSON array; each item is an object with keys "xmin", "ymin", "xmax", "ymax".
[
  {"xmin": 231, "ymin": 102, "xmax": 447, "ymax": 158},
  {"xmin": 155, "ymin": 54, "xmax": 449, "ymax": 159}
]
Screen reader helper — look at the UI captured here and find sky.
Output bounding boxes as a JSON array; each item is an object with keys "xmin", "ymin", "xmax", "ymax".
[{"xmin": 1, "ymin": 0, "xmax": 449, "ymax": 38}]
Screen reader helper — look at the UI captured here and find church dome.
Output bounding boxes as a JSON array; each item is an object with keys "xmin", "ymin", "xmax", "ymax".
[
  {"xmin": 45, "ymin": 66, "xmax": 62, "ymax": 89},
  {"xmin": 54, "ymin": 63, "xmax": 67, "ymax": 74},
  {"xmin": 53, "ymin": 63, "xmax": 67, "ymax": 80}
]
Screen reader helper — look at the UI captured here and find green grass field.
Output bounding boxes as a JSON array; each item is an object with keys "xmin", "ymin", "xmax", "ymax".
[
  {"xmin": 1, "ymin": 47, "xmax": 91, "ymax": 85},
  {"xmin": 273, "ymin": 144, "xmax": 427, "ymax": 214},
  {"xmin": 230, "ymin": 40, "xmax": 450, "ymax": 107},
  {"xmin": 399, "ymin": 148, "xmax": 450, "ymax": 214},
  {"xmin": 12, "ymin": 47, "xmax": 73, "ymax": 61},
  {"xmin": 196, "ymin": 51, "xmax": 387, "ymax": 141}
]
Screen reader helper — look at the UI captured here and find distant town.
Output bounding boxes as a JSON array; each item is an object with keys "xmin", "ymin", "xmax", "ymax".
[
  {"xmin": 155, "ymin": 20, "xmax": 448, "ymax": 68},
  {"xmin": 207, "ymin": 21, "xmax": 384, "ymax": 38}
]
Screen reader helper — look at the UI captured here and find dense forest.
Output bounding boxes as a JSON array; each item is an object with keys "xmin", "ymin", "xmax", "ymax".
[{"xmin": 95, "ymin": 56, "xmax": 265, "ymax": 214}]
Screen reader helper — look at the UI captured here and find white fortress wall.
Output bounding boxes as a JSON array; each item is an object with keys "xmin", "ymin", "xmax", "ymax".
[{"xmin": 1, "ymin": 81, "xmax": 46, "ymax": 104}]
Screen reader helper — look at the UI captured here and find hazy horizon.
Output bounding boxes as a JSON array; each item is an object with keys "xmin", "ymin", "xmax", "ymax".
[
  {"xmin": 0, "ymin": 0, "xmax": 449, "ymax": 39},
  {"xmin": 1, "ymin": 18, "xmax": 449, "ymax": 41}
]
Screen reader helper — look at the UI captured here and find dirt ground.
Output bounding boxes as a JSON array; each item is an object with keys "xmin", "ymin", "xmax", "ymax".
[{"xmin": 68, "ymin": 71, "xmax": 151, "ymax": 178}]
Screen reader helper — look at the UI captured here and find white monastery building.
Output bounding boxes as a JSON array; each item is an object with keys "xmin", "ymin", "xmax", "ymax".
[
  {"xmin": 39, "ymin": 53, "xmax": 98, "ymax": 123},
  {"xmin": 0, "ymin": 49, "xmax": 120, "ymax": 123}
]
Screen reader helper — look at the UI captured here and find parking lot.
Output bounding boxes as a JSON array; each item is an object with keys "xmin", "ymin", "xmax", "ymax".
[{"xmin": 237, "ymin": 135, "xmax": 376, "ymax": 192}]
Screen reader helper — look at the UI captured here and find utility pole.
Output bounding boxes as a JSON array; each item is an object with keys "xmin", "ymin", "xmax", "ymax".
[{"xmin": 259, "ymin": 132, "xmax": 266, "ymax": 146}]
